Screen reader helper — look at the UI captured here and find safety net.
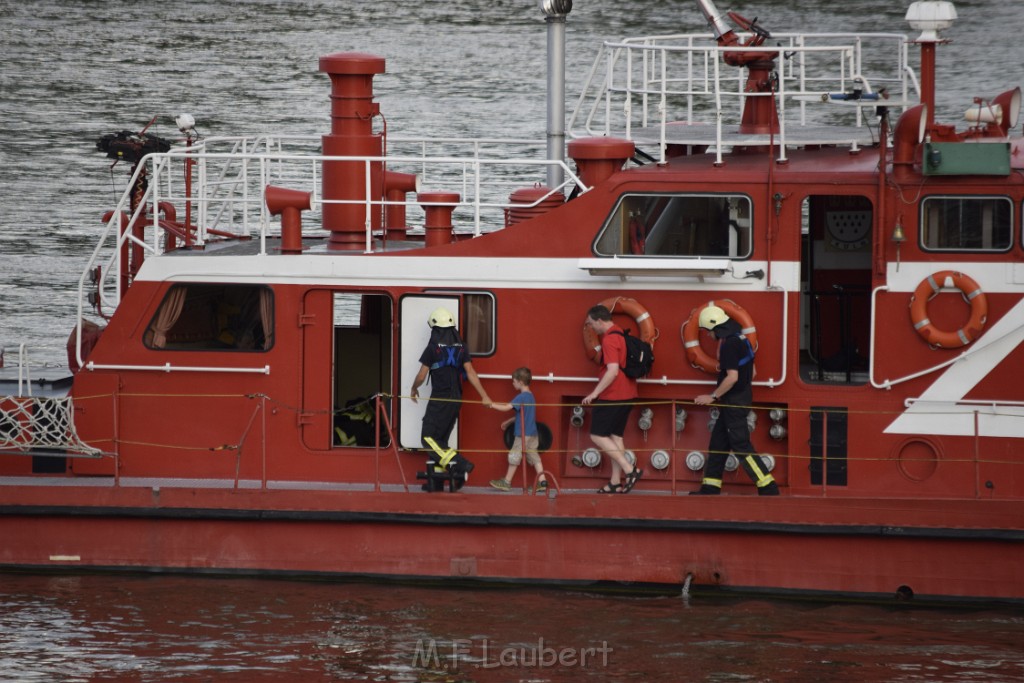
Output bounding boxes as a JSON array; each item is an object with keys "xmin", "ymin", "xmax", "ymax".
[{"xmin": 0, "ymin": 396, "xmax": 102, "ymax": 457}]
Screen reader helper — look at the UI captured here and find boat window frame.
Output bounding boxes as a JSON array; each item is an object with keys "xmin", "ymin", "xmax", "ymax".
[
  {"xmin": 143, "ymin": 283, "xmax": 275, "ymax": 353},
  {"xmin": 918, "ymin": 194, "xmax": 1014, "ymax": 253},
  {"xmin": 422, "ymin": 290, "xmax": 496, "ymax": 358},
  {"xmin": 592, "ymin": 191, "xmax": 754, "ymax": 260}
]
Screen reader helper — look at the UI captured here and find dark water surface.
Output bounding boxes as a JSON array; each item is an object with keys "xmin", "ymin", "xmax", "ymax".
[
  {"xmin": 1, "ymin": 574, "xmax": 1023, "ymax": 682},
  {"xmin": 2, "ymin": 0, "xmax": 1022, "ymax": 368}
]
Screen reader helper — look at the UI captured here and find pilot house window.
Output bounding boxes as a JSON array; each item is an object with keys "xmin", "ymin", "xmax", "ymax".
[
  {"xmin": 595, "ymin": 193, "xmax": 752, "ymax": 258},
  {"xmin": 145, "ymin": 284, "xmax": 273, "ymax": 351},
  {"xmin": 920, "ymin": 196, "xmax": 1012, "ymax": 252}
]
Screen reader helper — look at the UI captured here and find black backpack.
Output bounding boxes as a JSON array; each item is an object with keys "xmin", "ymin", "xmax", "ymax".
[{"xmin": 610, "ymin": 330, "xmax": 654, "ymax": 378}]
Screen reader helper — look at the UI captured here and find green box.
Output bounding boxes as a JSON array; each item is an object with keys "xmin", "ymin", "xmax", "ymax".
[{"xmin": 923, "ymin": 142, "xmax": 1011, "ymax": 176}]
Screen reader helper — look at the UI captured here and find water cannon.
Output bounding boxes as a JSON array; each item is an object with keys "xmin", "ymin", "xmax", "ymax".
[
  {"xmin": 695, "ymin": 0, "xmax": 771, "ymax": 66},
  {"xmin": 694, "ymin": 0, "xmax": 780, "ymax": 134}
]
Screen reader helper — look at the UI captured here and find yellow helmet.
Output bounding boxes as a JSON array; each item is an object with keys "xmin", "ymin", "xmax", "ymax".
[
  {"xmin": 698, "ymin": 305, "xmax": 729, "ymax": 330},
  {"xmin": 428, "ymin": 307, "xmax": 455, "ymax": 328}
]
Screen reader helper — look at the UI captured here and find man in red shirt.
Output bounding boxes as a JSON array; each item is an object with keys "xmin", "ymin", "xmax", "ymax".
[{"xmin": 582, "ymin": 305, "xmax": 643, "ymax": 494}]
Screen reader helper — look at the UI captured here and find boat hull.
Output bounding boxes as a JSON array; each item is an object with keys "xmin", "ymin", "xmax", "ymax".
[{"xmin": 3, "ymin": 484, "xmax": 1021, "ymax": 603}]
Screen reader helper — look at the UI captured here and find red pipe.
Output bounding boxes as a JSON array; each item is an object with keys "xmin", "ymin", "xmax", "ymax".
[
  {"xmin": 318, "ymin": 52, "xmax": 386, "ymax": 250},
  {"xmin": 567, "ymin": 137, "xmax": 635, "ymax": 187},
  {"xmin": 265, "ymin": 185, "xmax": 312, "ymax": 254},
  {"xmin": 919, "ymin": 42, "xmax": 936, "ymax": 133},
  {"xmin": 184, "ymin": 137, "xmax": 194, "ymax": 248},
  {"xmin": 892, "ymin": 104, "xmax": 927, "ymax": 183},
  {"xmin": 158, "ymin": 201, "xmax": 178, "ymax": 251},
  {"xmin": 383, "ymin": 170, "xmax": 419, "ymax": 240},
  {"xmin": 418, "ymin": 192, "xmax": 460, "ymax": 248}
]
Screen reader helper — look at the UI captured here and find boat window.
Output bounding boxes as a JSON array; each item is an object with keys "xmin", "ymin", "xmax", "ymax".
[
  {"xmin": 594, "ymin": 193, "xmax": 753, "ymax": 258},
  {"xmin": 144, "ymin": 284, "xmax": 273, "ymax": 351},
  {"xmin": 920, "ymin": 196, "xmax": 1012, "ymax": 252},
  {"xmin": 464, "ymin": 292, "xmax": 495, "ymax": 356}
]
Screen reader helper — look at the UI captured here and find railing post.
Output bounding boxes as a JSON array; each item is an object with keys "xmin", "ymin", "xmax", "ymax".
[
  {"xmin": 261, "ymin": 393, "xmax": 268, "ymax": 491},
  {"xmin": 974, "ymin": 409, "xmax": 980, "ymax": 498},
  {"xmin": 113, "ymin": 390, "xmax": 120, "ymax": 487},
  {"xmin": 670, "ymin": 399, "xmax": 678, "ymax": 495},
  {"xmin": 821, "ymin": 409, "xmax": 828, "ymax": 497}
]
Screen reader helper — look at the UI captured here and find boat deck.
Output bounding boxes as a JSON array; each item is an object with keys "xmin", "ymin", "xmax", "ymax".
[
  {"xmin": 629, "ymin": 122, "xmax": 878, "ymax": 149},
  {"xmin": 0, "ymin": 475, "xmax": 676, "ymax": 496}
]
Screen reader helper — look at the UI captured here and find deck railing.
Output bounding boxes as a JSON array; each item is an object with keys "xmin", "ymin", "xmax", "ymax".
[
  {"xmin": 76, "ymin": 136, "xmax": 586, "ymax": 334},
  {"xmin": 569, "ymin": 30, "xmax": 915, "ymax": 163}
]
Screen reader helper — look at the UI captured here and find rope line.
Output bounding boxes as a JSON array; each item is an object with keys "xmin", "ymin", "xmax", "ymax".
[
  {"xmin": 5, "ymin": 391, "xmax": 1020, "ymax": 466},
  {"xmin": 38, "ymin": 391, "xmax": 1024, "ymax": 420}
]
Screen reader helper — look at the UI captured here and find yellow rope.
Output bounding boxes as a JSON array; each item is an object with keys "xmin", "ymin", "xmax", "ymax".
[{"xmin": 31, "ymin": 391, "xmax": 1022, "ymax": 466}]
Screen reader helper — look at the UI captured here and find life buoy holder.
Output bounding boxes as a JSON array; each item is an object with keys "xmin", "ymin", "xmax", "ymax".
[
  {"xmin": 680, "ymin": 300, "xmax": 759, "ymax": 374},
  {"xmin": 582, "ymin": 296, "xmax": 657, "ymax": 364},
  {"xmin": 909, "ymin": 270, "xmax": 987, "ymax": 348}
]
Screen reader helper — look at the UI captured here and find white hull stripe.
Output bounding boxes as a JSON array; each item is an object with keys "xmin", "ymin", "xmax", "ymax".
[
  {"xmin": 885, "ymin": 296, "xmax": 1024, "ymax": 439},
  {"xmin": 139, "ymin": 256, "xmax": 1024, "ymax": 294}
]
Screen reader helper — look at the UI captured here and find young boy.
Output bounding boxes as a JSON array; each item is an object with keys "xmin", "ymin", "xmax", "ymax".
[{"xmin": 488, "ymin": 367, "xmax": 547, "ymax": 493}]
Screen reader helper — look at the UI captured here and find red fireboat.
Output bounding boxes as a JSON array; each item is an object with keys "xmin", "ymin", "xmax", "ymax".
[{"xmin": 2, "ymin": 0, "xmax": 1023, "ymax": 603}]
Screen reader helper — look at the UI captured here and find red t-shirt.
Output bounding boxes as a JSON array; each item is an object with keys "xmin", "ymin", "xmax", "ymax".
[{"xmin": 599, "ymin": 324, "xmax": 638, "ymax": 400}]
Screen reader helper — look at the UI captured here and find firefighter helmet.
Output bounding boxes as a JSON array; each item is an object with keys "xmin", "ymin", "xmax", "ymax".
[
  {"xmin": 698, "ymin": 305, "xmax": 729, "ymax": 330},
  {"xmin": 428, "ymin": 307, "xmax": 455, "ymax": 328}
]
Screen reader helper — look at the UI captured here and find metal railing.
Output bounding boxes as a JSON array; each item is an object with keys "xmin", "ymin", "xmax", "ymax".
[
  {"xmin": 569, "ymin": 30, "xmax": 915, "ymax": 162},
  {"xmin": 76, "ymin": 136, "xmax": 587, "ymax": 330}
]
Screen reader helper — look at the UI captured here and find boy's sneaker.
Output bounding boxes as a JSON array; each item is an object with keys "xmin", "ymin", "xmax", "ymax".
[
  {"xmin": 534, "ymin": 480, "xmax": 549, "ymax": 494},
  {"xmin": 489, "ymin": 479, "xmax": 511, "ymax": 491}
]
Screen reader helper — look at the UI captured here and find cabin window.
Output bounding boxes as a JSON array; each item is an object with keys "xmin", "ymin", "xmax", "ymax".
[
  {"xmin": 594, "ymin": 193, "xmax": 753, "ymax": 258},
  {"xmin": 145, "ymin": 284, "xmax": 273, "ymax": 351},
  {"xmin": 920, "ymin": 196, "xmax": 1012, "ymax": 252},
  {"xmin": 464, "ymin": 292, "xmax": 495, "ymax": 355}
]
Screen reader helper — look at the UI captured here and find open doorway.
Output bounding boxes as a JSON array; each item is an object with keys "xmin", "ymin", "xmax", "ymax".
[
  {"xmin": 800, "ymin": 195, "xmax": 873, "ymax": 385},
  {"xmin": 332, "ymin": 292, "xmax": 392, "ymax": 447}
]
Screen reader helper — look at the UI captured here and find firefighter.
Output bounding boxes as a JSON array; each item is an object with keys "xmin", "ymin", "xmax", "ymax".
[{"xmin": 693, "ymin": 305, "xmax": 779, "ymax": 496}]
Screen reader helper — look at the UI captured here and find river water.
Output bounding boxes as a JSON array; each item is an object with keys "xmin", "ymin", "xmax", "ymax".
[
  {"xmin": 1, "ymin": 0, "xmax": 1021, "ymax": 370},
  {"xmin": 2, "ymin": 1, "xmax": 1023, "ymax": 680},
  {"xmin": 1, "ymin": 573, "xmax": 1023, "ymax": 682}
]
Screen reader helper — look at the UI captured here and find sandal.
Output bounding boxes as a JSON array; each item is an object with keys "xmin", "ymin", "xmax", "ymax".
[
  {"xmin": 621, "ymin": 468, "xmax": 644, "ymax": 493},
  {"xmin": 597, "ymin": 482, "xmax": 622, "ymax": 494}
]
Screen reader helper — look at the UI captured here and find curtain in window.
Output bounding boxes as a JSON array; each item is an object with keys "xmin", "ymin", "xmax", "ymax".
[
  {"xmin": 150, "ymin": 287, "xmax": 187, "ymax": 348},
  {"xmin": 259, "ymin": 288, "xmax": 273, "ymax": 350}
]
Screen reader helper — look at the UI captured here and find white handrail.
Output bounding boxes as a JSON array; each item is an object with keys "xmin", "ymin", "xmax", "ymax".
[
  {"xmin": 571, "ymin": 30, "xmax": 912, "ymax": 157},
  {"xmin": 870, "ymin": 285, "xmax": 1024, "ymax": 390},
  {"xmin": 74, "ymin": 140, "xmax": 589, "ymax": 368}
]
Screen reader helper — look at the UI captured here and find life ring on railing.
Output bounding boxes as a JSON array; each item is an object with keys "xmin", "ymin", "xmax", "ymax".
[
  {"xmin": 582, "ymin": 296, "xmax": 657, "ymax": 364},
  {"xmin": 909, "ymin": 270, "xmax": 987, "ymax": 348},
  {"xmin": 680, "ymin": 300, "xmax": 759, "ymax": 374}
]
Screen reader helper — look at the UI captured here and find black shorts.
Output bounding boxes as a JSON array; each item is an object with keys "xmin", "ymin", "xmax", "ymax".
[{"xmin": 590, "ymin": 401, "xmax": 633, "ymax": 438}]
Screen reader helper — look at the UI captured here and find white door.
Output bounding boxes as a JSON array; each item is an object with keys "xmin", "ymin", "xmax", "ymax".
[{"xmin": 399, "ymin": 295, "xmax": 460, "ymax": 449}]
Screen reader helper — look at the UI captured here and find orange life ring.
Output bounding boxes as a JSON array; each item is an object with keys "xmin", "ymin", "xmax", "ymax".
[
  {"xmin": 582, "ymin": 296, "xmax": 657, "ymax": 364},
  {"xmin": 909, "ymin": 270, "xmax": 987, "ymax": 348},
  {"xmin": 680, "ymin": 300, "xmax": 759, "ymax": 374}
]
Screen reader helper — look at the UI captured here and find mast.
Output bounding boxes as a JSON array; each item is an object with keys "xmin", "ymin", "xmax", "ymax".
[{"xmin": 541, "ymin": 1, "xmax": 573, "ymax": 190}]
